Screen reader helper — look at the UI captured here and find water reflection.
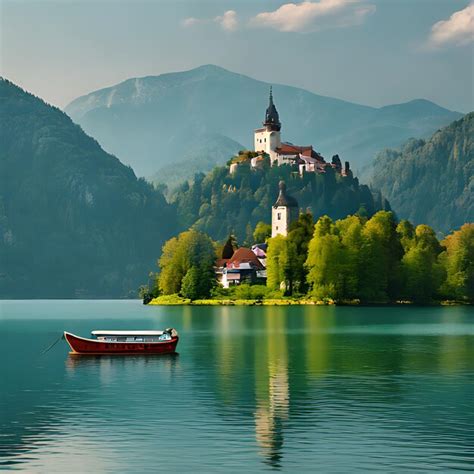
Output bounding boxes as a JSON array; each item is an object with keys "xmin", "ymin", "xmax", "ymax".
[
  {"xmin": 1, "ymin": 303, "xmax": 473, "ymax": 472},
  {"xmin": 254, "ymin": 309, "xmax": 289, "ymax": 468}
]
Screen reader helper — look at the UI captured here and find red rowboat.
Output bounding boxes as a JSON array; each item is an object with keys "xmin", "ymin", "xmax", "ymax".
[{"xmin": 64, "ymin": 329, "xmax": 179, "ymax": 355}]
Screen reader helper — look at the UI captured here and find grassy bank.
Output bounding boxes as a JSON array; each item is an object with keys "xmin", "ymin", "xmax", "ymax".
[
  {"xmin": 148, "ymin": 294, "xmax": 337, "ymax": 306},
  {"xmin": 146, "ymin": 294, "xmax": 470, "ymax": 306}
]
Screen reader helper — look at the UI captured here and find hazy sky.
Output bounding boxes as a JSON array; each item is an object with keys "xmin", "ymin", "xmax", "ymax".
[{"xmin": 1, "ymin": 0, "xmax": 473, "ymax": 112}]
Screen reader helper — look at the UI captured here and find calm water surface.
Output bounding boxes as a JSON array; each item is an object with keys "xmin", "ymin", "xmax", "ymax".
[{"xmin": 0, "ymin": 300, "xmax": 473, "ymax": 472}]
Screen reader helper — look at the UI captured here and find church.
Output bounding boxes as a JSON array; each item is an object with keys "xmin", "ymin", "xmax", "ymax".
[{"xmin": 252, "ymin": 87, "xmax": 352, "ymax": 177}]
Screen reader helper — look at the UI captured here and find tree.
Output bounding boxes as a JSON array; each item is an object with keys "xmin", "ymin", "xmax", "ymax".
[
  {"xmin": 253, "ymin": 221, "xmax": 272, "ymax": 243},
  {"xmin": 287, "ymin": 212, "xmax": 314, "ymax": 294},
  {"xmin": 266, "ymin": 235, "xmax": 288, "ymax": 291},
  {"xmin": 221, "ymin": 234, "xmax": 237, "ymax": 259},
  {"xmin": 181, "ymin": 266, "xmax": 201, "ymax": 300},
  {"xmin": 305, "ymin": 216, "xmax": 345, "ymax": 299},
  {"xmin": 158, "ymin": 229, "xmax": 216, "ymax": 298},
  {"xmin": 335, "ymin": 215, "xmax": 364, "ymax": 298},
  {"xmin": 358, "ymin": 211, "xmax": 403, "ymax": 302},
  {"xmin": 401, "ymin": 225, "xmax": 445, "ymax": 302},
  {"xmin": 397, "ymin": 220, "xmax": 416, "ymax": 252},
  {"xmin": 439, "ymin": 223, "xmax": 474, "ymax": 301}
]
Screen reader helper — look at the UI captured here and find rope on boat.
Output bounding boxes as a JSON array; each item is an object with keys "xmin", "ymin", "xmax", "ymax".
[{"xmin": 41, "ymin": 333, "xmax": 65, "ymax": 355}]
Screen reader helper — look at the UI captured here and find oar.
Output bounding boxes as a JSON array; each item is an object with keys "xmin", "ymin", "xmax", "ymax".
[{"xmin": 41, "ymin": 333, "xmax": 65, "ymax": 355}]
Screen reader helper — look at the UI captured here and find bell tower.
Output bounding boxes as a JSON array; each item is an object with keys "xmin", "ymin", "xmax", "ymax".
[
  {"xmin": 254, "ymin": 87, "xmax": 281, "ymax": 163},
  {"xmin": 272, "ymin": 181, "xmax": 298, "ymax": 237}
]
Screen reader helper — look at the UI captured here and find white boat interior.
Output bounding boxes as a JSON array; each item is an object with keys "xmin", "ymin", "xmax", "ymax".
[{"xmin": 91, "ymin": 329, "xmax": 178, "ymax": 343}]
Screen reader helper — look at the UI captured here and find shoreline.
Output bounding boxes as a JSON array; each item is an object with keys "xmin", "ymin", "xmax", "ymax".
[{"xmin": 147, "ymin": 296, "xmax": 470, "ymax": 307}]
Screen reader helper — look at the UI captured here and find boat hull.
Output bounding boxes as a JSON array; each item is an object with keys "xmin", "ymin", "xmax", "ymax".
[{"xmin": 64, "ymin": 332, "xmax": 179, "ymax": 355}]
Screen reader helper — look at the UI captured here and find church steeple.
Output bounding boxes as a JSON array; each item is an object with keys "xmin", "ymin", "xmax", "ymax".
[{"xmin": 264, "ymin": 86, "xmax": 281, "ymax": 131}]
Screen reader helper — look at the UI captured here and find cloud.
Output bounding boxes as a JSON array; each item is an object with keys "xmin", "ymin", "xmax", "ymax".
[
  {"xmin": 249, "ymin": 0, "xmax": 375, "ymax": 33},
  {"xmin": 428, "ymin": 3, "xmax": 474, "ymax": 48},
  {"xmin": 182, "ymin": 10, "xmax": 238, "ymax": 31},
  {"xmin": 215, "ymin": 10, "xmax": 238, "ymax": 31}
]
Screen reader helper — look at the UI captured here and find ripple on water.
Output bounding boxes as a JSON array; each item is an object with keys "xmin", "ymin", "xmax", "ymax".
[{"xmin": 0, "ymin": 301, "xmax": 473, "ymax": 472}]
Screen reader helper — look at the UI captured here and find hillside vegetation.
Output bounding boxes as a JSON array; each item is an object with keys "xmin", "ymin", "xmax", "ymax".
[
  {"xmin": 372, "ymin": 113, "xmax": 473, "ymax": 234},
  {"xmin": 0, "ymin": 79, "xmax": 177, "ymax": 298},
  {"xmin": 172, "ymin": 152, "xmax": 389, "ymax": 243}
]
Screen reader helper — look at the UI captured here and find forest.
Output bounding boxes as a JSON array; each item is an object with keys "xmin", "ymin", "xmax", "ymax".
[
  {"xmin": 0, "ymin": 79, "xmax": 177, "ymax": 297},
  {"xmin": 371, "ymin": 113, "xmax": 473, "ymax": 234},
  {"xmin": 171, "ymin": 151, "xmax": 390, "ymax": 244}
]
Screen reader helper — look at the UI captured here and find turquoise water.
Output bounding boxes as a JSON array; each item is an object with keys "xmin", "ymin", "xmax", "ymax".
[{"xmin": 1, "ymin": 300, "xmax": 473, "ymax": 472}]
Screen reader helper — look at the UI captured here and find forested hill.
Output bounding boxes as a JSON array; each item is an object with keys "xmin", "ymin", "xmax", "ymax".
[
  {"xmin": 0, "ymin": 79, "xmax": 177, "ymax": 298},
  {"xmin": 65, "ymin": 64, "xmax": 461, "ymax": 180},
  {"xmin": 172, "ymin": 153, "xmax": 389, "ymax": 243},
  {"xmin": 371, "ymin": 113, "xmax": 473, "ymax": 234}
]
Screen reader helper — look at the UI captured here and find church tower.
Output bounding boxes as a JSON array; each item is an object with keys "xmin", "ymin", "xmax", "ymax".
[
  {"xmin": 272, "ymin": 181, "xmax": 299, "ymax": 237},
  {"xmin": 254, "ymin": 87, "xmax": 281, "ymax": 163}
]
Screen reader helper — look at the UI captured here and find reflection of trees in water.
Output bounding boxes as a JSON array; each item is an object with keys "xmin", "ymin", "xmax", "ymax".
[{"xmin": 185, "ymin": 306, "xmax": 474, "ymax": 469}]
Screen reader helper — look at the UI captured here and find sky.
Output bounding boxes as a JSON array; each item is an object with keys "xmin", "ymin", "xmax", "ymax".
[{"xmin": 0, "ymin": 0, "xmax": 473, "ymax": 112}]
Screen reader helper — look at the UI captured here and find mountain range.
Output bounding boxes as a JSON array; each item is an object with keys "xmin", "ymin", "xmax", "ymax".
[
  {"xmin": 65, "ymin": 65, "xmax": 462, "ymax": 181},
  {"xmin": 0, "ymin": 78, "xmax": 177, "ymax": 298},
  {"xmin": 371, "ymin": 113, "xmax": 473, "ymax": 234}
]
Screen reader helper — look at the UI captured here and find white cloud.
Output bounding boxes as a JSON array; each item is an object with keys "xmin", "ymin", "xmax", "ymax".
[
  {"xmin": 182, "ymin": 17, "xmax": 201, "ymax": 28},
  {"xmin": 249, "ymin": 0, "xmax": 375, "ymax": 33},
  {"xmin": 429, "ymin": 3, "xmax": 474, "ymax": 48},
  {"xmin": 182, "ymin": 10, "xmax": 238, "ymax": 31},
  {"xmin": 215, "ymin": 10, "xmax": 238, "ymax": 31}
]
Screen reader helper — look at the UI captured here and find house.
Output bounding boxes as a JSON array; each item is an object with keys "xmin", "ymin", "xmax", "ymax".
[{"xmin": 216, "ymin": 247, "xmax": 266, "ymax": 288}]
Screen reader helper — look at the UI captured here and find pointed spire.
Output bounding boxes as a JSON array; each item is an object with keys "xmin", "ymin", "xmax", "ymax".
[{"xmin": 264, "ymin": 86, "xmax": 281, "ymax": 131}]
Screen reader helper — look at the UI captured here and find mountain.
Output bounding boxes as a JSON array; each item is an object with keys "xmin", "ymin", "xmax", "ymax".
[
  {"xmin": 65, "ymin": 65, "xmax": 462, "ymax": 180},
  {"xmin": 150, "ymin": 133, "xmax": 243, "ymax": 189},
  {"xmin": 371, "ymin": 113, "xmax": 473, "ymax": 234},
  {"xmin": 0, "ymin": 78, "xmax": 177, "ymax": 298},
  {"xmin": 171, "ymin": 151, "xmax": 389, "ymax": 244}
]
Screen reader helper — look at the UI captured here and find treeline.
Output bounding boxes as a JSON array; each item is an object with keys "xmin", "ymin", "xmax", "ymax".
[
  {"xmin": 268, "ymin": 212, "xmax": 472, "ymax": 303},
  {"xmin": 145, "ymin": 212, "xmax": 473, "ymax": 304},
  {"xmin": 170, "ymin": 151, "xmax": 390, "ymax": 243}
]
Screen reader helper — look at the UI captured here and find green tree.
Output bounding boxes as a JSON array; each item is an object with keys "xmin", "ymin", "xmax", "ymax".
[
  {"xmin": 306, "ymin": 216, "xmax": 346, "ymax": 299},
  {"xmin": 401, "ymin": 225, "xmax": 445, "ymax": 303},
  {"xmin": 266, "ymin": 235, "xmax": 288, "ymax": 292},
  {"xmin": 439, "ymin": 223, "xmax": 474, "ymax": 301},
  {"xmin": 358, "ymin": 211, "xmax": 402, "ymax": 302},
  {"xmin": 253, "ymin": 221, "xmax": 272, "ymax": 243},
  {"xmin": 181, "ymin": 266, "xmax": 201, "ymax": 300},
  {"xmin": 158, "ymin": 229, "xmax": 216, "ymax": 298},
  {"xmin": 397, "ymin": 220, "xmax": 416, "ymax": 252},
  {"xmin": 287, "ymin": 212, "xmax": 314, "ymax": 294},
  {"xmin": 335, "ymin": 215, "xmax": 364, "ymax": 298}
]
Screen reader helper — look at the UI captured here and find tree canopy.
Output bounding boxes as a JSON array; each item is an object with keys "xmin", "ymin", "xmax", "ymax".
[{"xmin": 158, "ymin": 229, "xmax": 216, "ymax": 300}]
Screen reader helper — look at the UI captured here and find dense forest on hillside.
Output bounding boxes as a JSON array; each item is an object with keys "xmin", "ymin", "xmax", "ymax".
[
  {"xmin": 0, "ymin": 79, "xmax": 177, "ymax": 298},
  {"xmin": 372, "ymin": 113, "xmax": 473, "ymax": 234},
  {"xmin": 171, "ymin": 152, "xmax": 390, "ymax": 243}
]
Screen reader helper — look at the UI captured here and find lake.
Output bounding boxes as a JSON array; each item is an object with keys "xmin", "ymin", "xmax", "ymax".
[{"xmin": 1, "ymin": 300, "xmax": 473, "ymax": 472}]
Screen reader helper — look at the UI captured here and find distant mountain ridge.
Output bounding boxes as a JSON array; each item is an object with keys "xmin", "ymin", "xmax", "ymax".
[
  {"xmin": 371, "ymin": 113, "xmax": 473, "ymax": 234},
  {"xmin": 65, "ymin": 65, "xmax": 462, "ymax": 180},
  {"xmin": 0, "ymin": 78, "xmax": 177, "ymax": 298}
]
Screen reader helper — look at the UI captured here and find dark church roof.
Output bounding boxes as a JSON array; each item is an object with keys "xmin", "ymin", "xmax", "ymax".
[
  {"xmin": 273, "ymin": 181, "xmax": 298, "ymax": 208},
  {"xmin": 263, "ymin": 86, "xmax": 281, "ymax": 131}
]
